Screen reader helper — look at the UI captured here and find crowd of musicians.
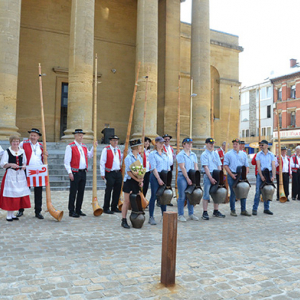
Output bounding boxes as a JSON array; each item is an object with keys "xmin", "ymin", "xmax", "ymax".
[{"xmin": 0, "ymin": 128, "xmax": 299, "ymax": 228}]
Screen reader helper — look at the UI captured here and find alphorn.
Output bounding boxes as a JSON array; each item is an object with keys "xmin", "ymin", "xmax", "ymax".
[
  {"xmin": 175, "ymin": 75, "xmax": 181, "ymax": 199},
  {"xmin": 92, "ymin": 54, "xmax": 103, "ymax": 216},
  {"xmin": 38, "ymin": 64, "xmax": 64, "ymax": 221},
  {"xmin": 277, "ymin": 109, "xmax": 287, "ymax": 203},
  {"xmin": 118, "ymin": 62, "xmax": 141, "ymax": 210}
]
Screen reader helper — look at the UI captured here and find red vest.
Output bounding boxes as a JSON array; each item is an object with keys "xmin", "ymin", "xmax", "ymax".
[
  {"xmin": 22, "ymin": 140, "xmax": 44, "ymax": 166},
  {"xmin": 143, "ymin": 152, "xmax": 146, "ymax": 168},
  {"xmin": 217, "ymin": 148, "xmax": 225, "ymax": 166},
  {"xmin": 251, "ymin": 153, "xmax": 258, "ymax": 176},
  {"xmin": 105, "ymin": 146, "xmax": 121, "ymax": 172},
  {"xmin": 69, "ymin": 142, "xmax": 88, "ymax": 172},
  {"xmin": 276, "ymin": 155, "xmax": 290, "ymax": 175},
  {"xmin": 163, "ymin": 145, "xmax": 174, "ymax": 154},
  {"xmin": 291, "ymin": 155, "xmax": 299, "ymax": 173}
]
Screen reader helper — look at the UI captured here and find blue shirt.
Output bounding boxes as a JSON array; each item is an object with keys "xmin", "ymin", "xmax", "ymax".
[
  {"xmin": 224, "ymin": 149, "xmax": 249, "ymax": 172},
  {"xmin": 256, "ymin": 150, "xmax": 275, "ymax": 171},
  {"xmin": 124, "ymin": 152, "xmax": 143, "ymax": 182},
  {"xmin": 176, "ymin": 150, "xmax": 198, "ymax": 172},
  {"xmin": 149, "ymin": 150, "xmax": 170, "ymax": 172},
  {"xmin": 200, "ymin": 149, "xmax": 221, "ymax": 172}
]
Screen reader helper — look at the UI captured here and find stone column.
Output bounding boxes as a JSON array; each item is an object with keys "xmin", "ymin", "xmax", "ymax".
[
  {"xmin": 191, "ymin": 0, "xmax": 210, "ymax": 145},
  {"xmin": 132, "ymin": 0, "xmax": 158, "ymax": 139},
  {"xmin": 62, "ymin": 0, "xmax": 94, "ymax": 142},
  {"xmin": 0, "ymin": 0, "xmax": 21, "ymax": 139}
]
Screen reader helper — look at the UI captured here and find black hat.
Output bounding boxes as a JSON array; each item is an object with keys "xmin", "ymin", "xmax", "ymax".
[
  {"xmin": 144, "ymin": 136, "xmax": 151, "ymax": 143},
  {"xmin": 72, "ymin": 129, "xmax": 86, "ymax": 135},
  {"xmin": 109, "ymin": 135, "xmax": 119, "ymax": 140},
  {"xmin": 182, "ymin": 137, "xmax": 193, "ymax": 144},
  {"xmin": 259, "ymin": 140, "xmax": 268, "ymax": 145},
  {"xmin": 28, "ymin": 128, "xmax": 42, "ymax": 136},
  {"xmin": 163, "ymin": 134, "xmax": 172, "ymax": 139},
  {"xmin": 129, "ymin": 138, "xmax": 142, "ymax": 148},
  {"xmin": 239, "ymin": 140, "xmax": 245, "ymax": 145},
  {"xmin": 232, "ymin": 138, "xmax": 240, "ymax": 143},
  {"xmin": 205, "ymin": 137, "xmax": 215, "ymax": 144},
  {"xmin": 281, "ymin": 146, "xmax": 287, "ymax": 150}
]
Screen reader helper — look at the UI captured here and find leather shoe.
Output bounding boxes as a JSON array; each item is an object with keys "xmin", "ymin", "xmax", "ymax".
[
  {"xmin": 35, "ymin": 213, "xmax": 44, "ymax": 219},
  {"xmin": 167, "ymin": 203, "xmax": 173, "ymax": 206},
  {"xmin": 263, "ymin": 210, "xmax": 273, "ymax": 215},
  {"xmin": 252, "ymin": 210, "xmax": 257, "ymax": 215},
  {"xmin": 16, "ymin": 211, "xmax": 23, "ymax": 217},
  {"xmin": 112, "ymin": 208, "xmax": 121, "ymax": 213},
  {"xmin": 104, "ymin": 210, "xmax": 114, "ymax": 214},
  {"xmin": 69, "ymin": 212, "xmax": 80, "ymax": 218},
  {"xmin": 79, "ymin": 211, "xmax": 86, "ymax": 216},
  {"xmin": 12, "ymin": 217, "xmax": 19, "ymax": 221},
  {"xmin": 6, "ymin": 218, "xmax": 13, "ymax": 222},
  {"xmin": 121, "ymin": 218, "xmax": 130, "ymax": 229}
]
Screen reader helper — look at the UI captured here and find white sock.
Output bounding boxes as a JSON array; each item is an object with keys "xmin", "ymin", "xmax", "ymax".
[
  {"xmin": 7, "ymin": 211, "xmax": 12, "ymax": 219},
  {"xmin": 12, "ymin": 211, "xmax": 16, "ymax": 218}
]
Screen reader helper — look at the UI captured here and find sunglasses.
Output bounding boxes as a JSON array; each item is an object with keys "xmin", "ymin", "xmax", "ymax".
[
  {"xmin": 164, "ymin": 139, "xmax": 170, "ymax": 141},
  {"xmin": 184, "ymin": 138, "xmax": 193, "ymax": 143}
]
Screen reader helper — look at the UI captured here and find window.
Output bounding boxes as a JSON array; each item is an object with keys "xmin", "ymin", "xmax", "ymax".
[
  {"xmin": 291, "ymin": 85, "xmax": 296, "ymax": 99},
  {"xmin": 267, "ymin": 127, "xmax": 271, "ymax": 136},
  {"xmin": 241, "ymin": 91, "xmax": 249, "ymax": 105},
  {"xmin": 291, "ymin": 111, "xmax": 296, "ymax": 127},
  {"xmin": 246, "ymin": 129, "xmax": 250, "ymax": 137},
  {"xmin": 267, "ymin": 105, "xmax": 271, "ymax": 118},
  {"xmin": 262, "ymin": 127, "xmax": 266, "ymax": 136},
  {"xmin": 278, "ymin": 87, "xmax": 282, "ymax": 100},
  {"xmin": 266, "ymin": 86, "xmax": 272, "ymax": 98},
  {"xmin": 241, "ymin": 109, "xmax": 249, "ymax": 121},
  {"xmin": 279, "ymin": 113, "xmax": 282, "ymax": 128},
  {"xmin": 260, "ymin": 87, "xmax": 266, "ymax": 100}
]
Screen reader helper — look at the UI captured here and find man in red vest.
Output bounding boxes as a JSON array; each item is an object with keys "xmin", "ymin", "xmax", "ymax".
[
  {"xmin": 100, "ymin": 135, "xmax": 122, "ymax": 214},
  {"xmin": 17, "ymin": 128, "xmax": 48, "ymax": 219},
  {"xmin": 275, "ymin": 146, "xmax": 291, "ymax": 201},
  {"xmin": 64, "ymin": 129, "xmax": 95, "ymax": 218},
  {"xmin": 291, "ymin": 146, "xmax": 300, "ymax": 200}
]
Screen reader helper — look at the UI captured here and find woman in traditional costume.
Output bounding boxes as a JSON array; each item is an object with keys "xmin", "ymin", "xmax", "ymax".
[{"xmin": 0, "ymin": 135, "xmax": 31, "ymax": 221}]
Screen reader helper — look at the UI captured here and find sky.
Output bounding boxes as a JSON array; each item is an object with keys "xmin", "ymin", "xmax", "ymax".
[{"xmin": 181, "ymin": 0, "xmax": 300, "ymax": 87}]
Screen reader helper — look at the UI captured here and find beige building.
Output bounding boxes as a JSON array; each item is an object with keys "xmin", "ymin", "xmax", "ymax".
[{"xmin": 0, "ymin": 0, "xmax": 243, "ymax": 146}]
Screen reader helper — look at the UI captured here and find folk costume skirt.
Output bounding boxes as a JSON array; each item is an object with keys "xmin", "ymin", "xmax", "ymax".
[{"xmin": 0, "ymin": 169, "xmax": 31, "ymax": 211}]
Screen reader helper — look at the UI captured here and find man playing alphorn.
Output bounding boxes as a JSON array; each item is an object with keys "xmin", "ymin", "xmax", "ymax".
[
  {"xmin": 17, "ymin": 128, "xmax": 48, "ymax": 219},
  {"xmin": 224, "ymin": 139, "xmax": 251, "ymax": 217},
  {"xmin": 252, "ymin": 139, "xmax": 276, "ymax": 215},
  {"xmin": 275, "ymin": 146, "xmax": 291, "ymax": 201},
  {"xmin": 100, "ymin": 135, "xmax": 122, "ymax": 214},
  {"xmin": 64, "ymin": 129, "xmax": 94, "ymax": 218}
]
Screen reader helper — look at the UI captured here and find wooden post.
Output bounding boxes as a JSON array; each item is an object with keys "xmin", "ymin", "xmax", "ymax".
[{"xmin": 161, "ymin": 211, "xmax": 178, "ymax": 287}]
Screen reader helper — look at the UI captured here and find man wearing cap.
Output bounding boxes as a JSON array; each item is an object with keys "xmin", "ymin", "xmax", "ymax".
[
  {"xmin": 200, "ymin": 138, "xmax": 226, "ymax": 220},
  {"xmin": 291, "ymin": 146, "xmax": 300, "ymax": 200},
  {"xmin": 100, "ymin": 135, "xmax": 122, "ymax": 214},
  {"xmin": 64, "ymin": 129, "xmax": 95, "ymax": 218},
  {"xmin": 224, "ymin": 139, "xmax": 251, "ymax": 217},
  {"xmin": 252, "ymin": 139, "xmax": 276, "ymax": 215},
  {"xmin": 275, "ymin": 147, "xmax": 291, "ymax": 201},
  {"xmin": 239, "ymin": 141, "xmax": 247, "ymax": 153},
  {"xmin": 17, "ymin": 128, "xmax": 48, "ymax": 219}
]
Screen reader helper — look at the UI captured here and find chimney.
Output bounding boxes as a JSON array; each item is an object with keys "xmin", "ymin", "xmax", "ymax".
[{"xmin": 290, "ymin": 58, "xmax": 297, "ymax": 68}]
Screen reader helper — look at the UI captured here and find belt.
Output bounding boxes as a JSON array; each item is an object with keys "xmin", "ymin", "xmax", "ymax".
[
  {"xmin": 109, "ymin": 169, "xmax": 121, "ymax": 173},
  {"xmin": 78, "ymin": 169, "xmax": 86, "ymax": 172}
]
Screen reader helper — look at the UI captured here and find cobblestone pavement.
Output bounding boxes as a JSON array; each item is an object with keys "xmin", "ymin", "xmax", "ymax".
[{"xmin": 1, "ymin": 185, "xmax": 300, "ymax": 300}]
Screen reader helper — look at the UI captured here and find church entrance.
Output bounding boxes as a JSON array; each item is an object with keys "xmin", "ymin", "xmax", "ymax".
[{"xmin": 60, "ymin": 82, "xmax": 68, "ymax": 138}]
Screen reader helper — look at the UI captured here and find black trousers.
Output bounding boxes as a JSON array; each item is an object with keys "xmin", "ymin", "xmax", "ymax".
[
  {"xmin": 19, "ymin": 186, "xmax": 42, "ymax": 214},
  {"xmin": 292, "ymin": 171, "xmax": 300, "ymax": 199},
  {"xmin": 276, "ymin": 173, "xmax": 290, "ymax": 199},
  {"xmin": 104, "ymin": 171, "xmax": 122, "ymax": 211},
  {"xmin": 143, "ymin": 171, "xmax": 150, "ymax": 197},
  {"xmin": 68, "ymin": 170, "xmax": 86, "ymax": 214}
]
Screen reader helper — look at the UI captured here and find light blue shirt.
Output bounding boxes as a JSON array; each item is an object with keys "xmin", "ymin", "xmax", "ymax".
[
  {"xmin": 256, "ymin": 150, "xmax": 275, "ymax": 171},
  {"xmin": 124, "ymin": 152, "xmax": 143, "ymax": 182},
  {"xmin": 149, "ymin": 150, "xmax": 170, "ymax": 172},
  {"xmin": 224, "ymin": 149, "xmax": 249, "ymax": 172},
  {"xmin": 200, "ymin": 149, "xmax": 221, "ymax": 172},
  {"xmin": 176, "ymin": 150, "xmax": 198, "ymax": 172}
]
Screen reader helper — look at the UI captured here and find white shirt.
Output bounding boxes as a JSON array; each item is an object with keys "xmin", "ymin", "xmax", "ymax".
[
  {"xmin": 291, "ymin": 155, "xmax": 300, "ymax": 169},
  {"xmin": 145, "ymin": 148, "xmax": 151, "ymax": 172},
  {"xmin": 20, "ymin": 141, "xmax": 43, "ymax": 166},
  {"xmin": 164, "ymin": 144, "xmax": 174, "ymax": 166},
  {"xmin": 0, "ymin": 147, "xmax": 27, "ymax": 168},
  {"xmin": 100, "ymin": 145, "xmax": 121, "ymax": 176},
  {"xmin": 275, "ymin": 155, "xmax": 291, "ymax": 173},
  {"xmin": 64, "ymin": 140, "xmax": 94, "ymax": 174},
  {"xmin": 0, "ymin": 145, "xmax": 4, "ymax": 157}
]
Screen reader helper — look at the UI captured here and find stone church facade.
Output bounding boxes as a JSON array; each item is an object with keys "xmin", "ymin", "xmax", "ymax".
[{"xmin": 0, "ymin": 0, "xmax": 243, "ymax": 146}]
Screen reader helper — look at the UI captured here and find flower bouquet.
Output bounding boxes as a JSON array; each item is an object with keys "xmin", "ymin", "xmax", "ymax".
[{"xmin": 130, "ymin": 160, "xmax": 146, "ymax": 179}]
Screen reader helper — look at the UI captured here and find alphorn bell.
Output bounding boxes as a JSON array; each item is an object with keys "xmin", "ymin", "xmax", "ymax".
[
  {"xmin": 38, "ymin": 64, "xmax": 64, "ymax": 221},
  {"xmin": 277, "ymin": 109, "xmax": 287, "ymax": 203},
  {"xmin": 92, "ymin": 54, "xmax": 103, "ymax": 216}
]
